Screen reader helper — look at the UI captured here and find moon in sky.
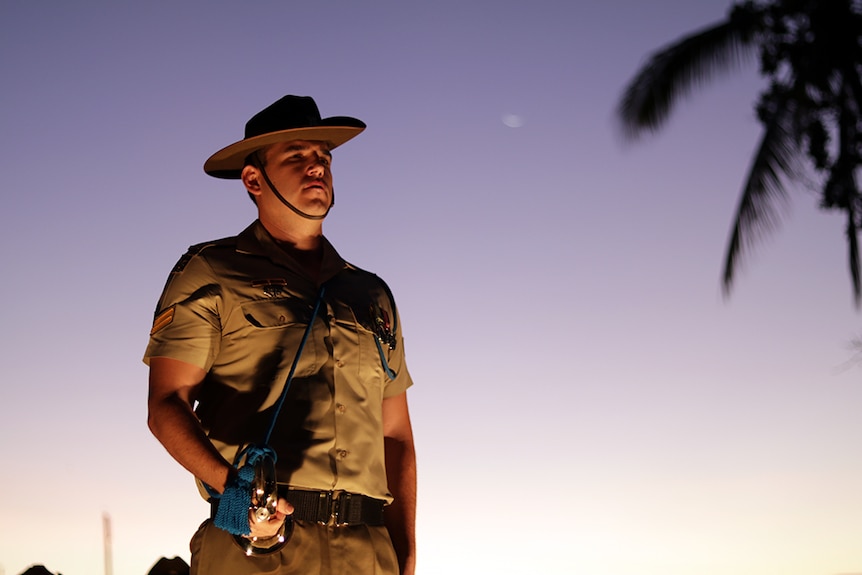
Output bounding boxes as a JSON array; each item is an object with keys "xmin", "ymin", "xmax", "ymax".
[{"xmin": 502, "ymin": 113, "xmax": 524, "ymax": 128}]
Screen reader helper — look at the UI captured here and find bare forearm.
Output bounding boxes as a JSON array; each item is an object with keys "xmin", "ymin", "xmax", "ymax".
[
  {"xmin": 147, "ymin": 395, "xmax": 233, "ymax": 492},
  {"xmin": 384, "ymin": 435, "xmax": 417, "ymax": 574}
]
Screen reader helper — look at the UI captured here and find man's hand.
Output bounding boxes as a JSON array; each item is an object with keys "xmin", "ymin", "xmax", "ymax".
[{"xmin": 247, "ymin": 497, "xmax": 294, "ymax": 540}]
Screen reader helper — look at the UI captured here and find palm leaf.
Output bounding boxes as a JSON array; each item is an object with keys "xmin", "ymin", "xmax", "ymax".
[
  {"xmin": 847, "ymin": 206, "xmax": 861, "ymax": 306},
  {"xmin": 618, "ymin": 10, "xmax": 761, "ymax": 140},
  {"xmin": 722, "ymin": 108, "xmax": 801, "ymax": 295},
  {"xmin": 841, "ymin": 70, "xmax": 862, "ymax": 305}
]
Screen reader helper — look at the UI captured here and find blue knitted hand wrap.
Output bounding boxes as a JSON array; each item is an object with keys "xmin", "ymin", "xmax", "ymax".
[{"xmin": 213, "ymin": 445, "xmax": 277, "ymax": 536}]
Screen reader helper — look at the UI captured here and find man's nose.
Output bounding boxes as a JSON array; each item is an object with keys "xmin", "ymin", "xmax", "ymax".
[{"xmin": 307, "ymin": 157, "xmax": 327, "ymax": 177}]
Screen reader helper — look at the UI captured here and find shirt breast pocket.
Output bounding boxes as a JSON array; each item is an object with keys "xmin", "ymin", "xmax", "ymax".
[
  {"xmin": 331, "ymin": 302, "xmax": 394, "ymax": 387},
  {"xmin": 241, "ymin": 298, "xmax": 312, "ymax": 328},
  {"xmin": 237, "ymin": 298, "xmax": 322, "ymax": 380}
]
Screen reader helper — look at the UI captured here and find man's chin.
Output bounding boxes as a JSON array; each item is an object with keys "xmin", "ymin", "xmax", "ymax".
[
  {"xmin": 310, "ymin": 201, "xmax": 332, "ymax": 213},
  {"xmin": 301, "ymin": 201, "xmax": 332, "ymax": 218}
]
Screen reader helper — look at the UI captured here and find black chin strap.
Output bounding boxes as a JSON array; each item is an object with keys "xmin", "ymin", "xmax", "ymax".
[{"xmin": 253, "ymin": 153, "xmax": 334, "ymax": 221}]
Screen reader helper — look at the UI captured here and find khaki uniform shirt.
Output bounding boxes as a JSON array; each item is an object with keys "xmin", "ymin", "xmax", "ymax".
[{"xmin": 145, "ymin": 220, "xmax": 413, "ymax": 503}]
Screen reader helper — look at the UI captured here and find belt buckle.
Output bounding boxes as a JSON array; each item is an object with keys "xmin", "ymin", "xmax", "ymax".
[
  {"xmin": 313, "ymin": 490, "xmax": 353, "ymax": 526},
  {"xmin": 316, "ymin": 491, "xmax": 333, "ymax": 525},
  {"xmin": 333, "ymin": 492, "xmax": 352, "ymax": 526}
]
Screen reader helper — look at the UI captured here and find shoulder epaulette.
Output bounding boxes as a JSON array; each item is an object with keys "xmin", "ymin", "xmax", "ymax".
[
  {"xmin": 344, "ymin": 264, "xmax": 400, "ymax": 335},
  {"xmin": 171, "ymin": 236, "xmax": 236, "ymax": 274}
]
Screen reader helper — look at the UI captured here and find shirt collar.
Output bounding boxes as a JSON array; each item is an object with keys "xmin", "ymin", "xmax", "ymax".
[{"xmin": 236, "ymin": 220, "xmax": 348, "ymax": 283}]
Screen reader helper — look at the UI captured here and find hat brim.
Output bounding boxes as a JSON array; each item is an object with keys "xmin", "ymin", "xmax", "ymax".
[{"xmin": 204, "ymin": 123, "xmax": 365, "ymax": 179}]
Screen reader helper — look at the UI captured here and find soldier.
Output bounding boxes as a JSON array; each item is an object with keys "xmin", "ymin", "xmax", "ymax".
[{"xmin": 145, "ymin": 95, "xmax": 416, "ymax": 575}]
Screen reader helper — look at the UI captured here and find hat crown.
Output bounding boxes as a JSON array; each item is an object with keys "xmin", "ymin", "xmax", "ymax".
[
  {"xmin": 204, "ymin": 94, "xmax": 365, "ymax": 179},
  {"xmin": 245, "ymin": 95, "xmax": 324, "ymax": 139}
]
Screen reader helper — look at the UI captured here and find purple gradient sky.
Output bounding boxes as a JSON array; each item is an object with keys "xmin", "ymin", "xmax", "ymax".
[{"xmin": 2, "ymin": 1, "xmax": 860, "ymax": 574}]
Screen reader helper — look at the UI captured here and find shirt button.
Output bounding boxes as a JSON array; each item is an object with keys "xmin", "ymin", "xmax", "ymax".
[
  {"xmin": 336, "ymin": 403, "xmax": 347, "ymax": 414},
  {"xmin": 336, "ymin": 360, "xmax": 345, "ymax": 368},
  {"xmin": 338, "ymin": 449, "xmax": 349, "ymax": 459}
]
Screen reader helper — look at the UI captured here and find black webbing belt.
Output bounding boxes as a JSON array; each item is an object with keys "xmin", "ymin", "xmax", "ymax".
[
  {"xmin": 211, "ymin": 489, "xmax": 386, "ymax": 526},
  {"xmin": 285, "ymin": 489, "xmax": 386, "ymax": 526}
]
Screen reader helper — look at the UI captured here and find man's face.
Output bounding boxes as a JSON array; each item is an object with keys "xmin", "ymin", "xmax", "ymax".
[{"xmin": 255, "ymin": 140, "xmax": 334, "ymax": 218}]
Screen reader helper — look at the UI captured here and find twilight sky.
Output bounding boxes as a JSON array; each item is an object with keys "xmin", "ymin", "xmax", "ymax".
[{"xmin": 1, "ymin": 1, "xmax": 861, "ymax": 574}]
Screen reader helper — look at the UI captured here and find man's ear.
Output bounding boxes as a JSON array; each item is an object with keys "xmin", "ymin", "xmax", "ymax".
[{"xmin": 241, "ymin": 165, "xmax": 263, "ymax": 198}]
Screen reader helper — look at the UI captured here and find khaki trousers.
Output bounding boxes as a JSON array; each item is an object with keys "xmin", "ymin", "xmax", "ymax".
[{"xmin": 189, "ymin": 518, "xmax": 399, "ymax": 575}]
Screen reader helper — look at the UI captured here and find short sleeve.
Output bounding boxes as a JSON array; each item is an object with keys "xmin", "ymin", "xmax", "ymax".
[{"xmin": 143, "ymin": 249, "xmax": 223, "ymax": 371}]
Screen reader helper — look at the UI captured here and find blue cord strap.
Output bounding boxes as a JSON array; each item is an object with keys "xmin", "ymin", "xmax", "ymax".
[
  {"xmin": 208, "ymin": 287, "xmax": 327, "ymax": 536},
  {"xmin": 263, "ymin": 288, "xmax": 326, "ymax": 445},
  {"xmin": 374, "ymin": 336, "xmax": 397, "ymax": 380}
]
